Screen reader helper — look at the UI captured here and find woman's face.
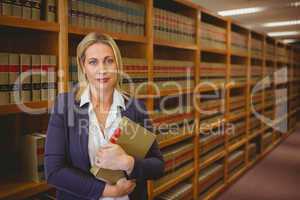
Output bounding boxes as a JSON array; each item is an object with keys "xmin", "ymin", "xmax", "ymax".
[{"xmin": 83, "ymin": 42, "xmax": 118, "ymax": 94}]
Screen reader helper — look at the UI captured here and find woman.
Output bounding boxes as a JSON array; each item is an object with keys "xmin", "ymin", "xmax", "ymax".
[{"xmin": 45, "ymin": 32, "xmax": 164, "ymax": 200}]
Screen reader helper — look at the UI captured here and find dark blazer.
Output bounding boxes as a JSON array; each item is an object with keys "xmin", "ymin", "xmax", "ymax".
[{"xmin": 44, "ymin": 92, "xmax": 164, "ymax": 200}]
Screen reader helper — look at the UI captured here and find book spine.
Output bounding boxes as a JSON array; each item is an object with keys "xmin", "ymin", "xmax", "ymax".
[
  {"xmin": 31, "ymin": 54, "xmax": 41, "ymax": 101},
  {"xmin": 22, "ymin": 0, "xmax": 31, "ymax": 19},
  {"xmin": 45, "ymin": 0, "xmax": 56, "ymax": 22},
  {"xmin": 48, "ymin": 55, "xmax": 56, "ymax": 100},
  {"xmin": 41, "ymin": 55, "xmax": 49, "ymax": 101},
  {"xmin": 9, "ymin": 53, "xmax": 20, "ymax": 104},
  {"xmin": 0, "ymin": 53, "xmax": 10, "ymax": 105},
  {"xmin": 20, "ymin": 54, "xmax": 31, "ymax": 102},
  {"xmin": 2, "ymin": 0, "xmax": 12, "ymax": 16},
  {"xmin": 31, "ymin": 0, "xmax": 41, "ymax": 20},
  {"xmin": 12, "ymin": 0, "xmax": 22, "ymax": 17}
]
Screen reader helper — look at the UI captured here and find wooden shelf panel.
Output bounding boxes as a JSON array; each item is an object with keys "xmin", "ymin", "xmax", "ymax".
[
  {"xmin": 154, "ymin": 38, "xmax": 198, "ymax": 50},
  {"xmin": 69, "ymin": 26, "xmax": 148, "ymax": 43},
  {"xmin": 0, "ymin": 180, "xmax": 51, "ymax": 200},
  {"xmin": 0, "ymin": 101, "xmax": 53, "ymax": 115},
  {"xmin": 151, "ymin": 87, "xmax": 194, "ymax": 97},
  {"xmin": 228, "ymin": 138, "xmax": 247, "ymax": 152},
  {"xmin": 200, "ymin": 47, "xmax": 227, "ymax": 55},
  {"xmin": 0, "ymin": 16, "xmax": 59, "ymax": 32},
  {"xmin": 199, "ymin": 150, "xmax": 226, "ymax": 169},
  {"xmin": 159, "ymin": 132, "xmax": 195, "ymax": 149},
  {"xmin": 153, "ymin": 168, "xmax": 194, "ymax": 197}
]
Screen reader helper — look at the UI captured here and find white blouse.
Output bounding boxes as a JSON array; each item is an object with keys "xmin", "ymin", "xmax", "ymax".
[{"xmin": 80, "ymin": 86, "xmax": 129, "ymax": 200}]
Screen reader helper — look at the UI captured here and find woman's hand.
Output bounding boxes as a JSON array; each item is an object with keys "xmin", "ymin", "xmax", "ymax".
[
  {"xmin": 95, "ymin": 143, "xmax": 134, "ymax": 175},
  {"xmin": 102, "ymin": 178, "xmax": 136, "ymax": 197}
]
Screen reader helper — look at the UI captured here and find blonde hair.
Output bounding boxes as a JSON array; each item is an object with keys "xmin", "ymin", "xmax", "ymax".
[{"xmin": 75, "ymin": 32, "xmax": 130, "ymax": 101}]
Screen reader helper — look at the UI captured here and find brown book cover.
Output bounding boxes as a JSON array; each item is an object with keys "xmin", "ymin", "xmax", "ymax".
[{"xmin": 90, "ymin": 116, "xmax": 156, "ymax": 184}]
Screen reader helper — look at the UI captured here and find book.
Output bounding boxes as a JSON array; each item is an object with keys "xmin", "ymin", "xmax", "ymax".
[
  {"xmin": 0, "ymin": 53, "xmax": 10, "ymax": 105},
  {"xmin": 20, "ymin": 54, "xmax": 31, "ymax": 102},
  {"xmin": 9, "ymin": 53, "xmax": 20, "ymax": 104},
  {"xmin": 22, "ymin": 0, "xmax": 31, "ymax": 19},
  {"xmin": 2, "ymin": 0, "xmax": 12, "ymax": 16},
  {"xmin": 48, "ymin": 55, "xmax": 57, "ymax": 100},
  {"xmin": 90, "ymin": 116, "xmax": 156, "ymax": 184},
  {"xmin": 31, "ymin": 54, "xmax": 41, "ymax": 101},
  {"xmin": 31, "ymin": 0, "xmax": 41, "ymax": 20},
  {"xmin": 20, "ymin": 133, "xmax": 46, "ymax": 183},
  {"xmin": 45, "ymin": 0, "xmax": 56, "ymax": 22},
  {"xmin": 41, "ymin": 55, "xmax": 49, "ymax": 100},
  {"xmin": 12, "ymin": 0, "xmax": 22, "ymax": 17}
]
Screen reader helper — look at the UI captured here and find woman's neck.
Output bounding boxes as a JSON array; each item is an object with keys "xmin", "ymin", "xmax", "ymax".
[{"xmin": 90, "ymin": 86, "xmax": 114, "ymax": 111}]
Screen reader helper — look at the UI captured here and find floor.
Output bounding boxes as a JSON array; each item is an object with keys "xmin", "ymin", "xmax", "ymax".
[{"xmin": 217, "ymin": 125, "xmax": 300, "ymax": 200}]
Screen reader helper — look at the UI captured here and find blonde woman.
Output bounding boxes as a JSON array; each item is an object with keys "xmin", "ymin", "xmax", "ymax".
[{"xmin": 45, "ymin": 32, "xmax": 164, "ymax": 200}]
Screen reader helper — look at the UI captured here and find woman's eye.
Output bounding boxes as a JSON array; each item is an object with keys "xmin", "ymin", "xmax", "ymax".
[
  {"xmin": 89, "ymin": 60, "xmax": 97, "ymax": 65},
  {"xmin": 105, "ymin": 58, "xmax": 114, "ymax": 65}
]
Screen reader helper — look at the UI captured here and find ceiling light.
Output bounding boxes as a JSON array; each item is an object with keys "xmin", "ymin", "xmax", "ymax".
[
  {"xmin": 263, "ymin": 20, "xmax": 300, "ymax": 27},
  {"xmin": 290, "ymin": 1, "xmax": 300, "ymax": 7},
  {"xmin": 268, "ymin": 31, "xmax": 300, "ymax": 37},
  {"xmin": 218, "ymin": 7, "xmax": 265, "ymax": 16},
  {"xmin": 282, "ymin": 39, "xmax": 298, "ymax": 44}
]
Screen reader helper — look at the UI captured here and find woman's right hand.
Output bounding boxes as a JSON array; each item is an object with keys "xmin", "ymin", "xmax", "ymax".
[{"xmin": 102, "ymin": 178, "xmax": 136, "ymax": 197}]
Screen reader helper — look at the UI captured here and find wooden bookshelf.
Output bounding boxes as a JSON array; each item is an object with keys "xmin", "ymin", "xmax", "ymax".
[
  {"xmin": 0, "ymin": 0, "xmax": 299, "ymax": 200},
  {"xmin": 0, "ymin": 16, "xmax": 59, "ymax": 32}
]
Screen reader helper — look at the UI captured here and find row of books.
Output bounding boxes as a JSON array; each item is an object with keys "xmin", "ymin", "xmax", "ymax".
[
  {"xmin": 248, "ymin": 142, "xmax": 258, "ymax": 161},
  {"xmin": 0, "ymin": 0, "xmax": 56, "ymax": 22},
  {"xmin": 276, "ymin": 47, "xmax": 289, "ymax": 63},
  {"xmin": 153, "ymin": 93, "xmax": 193, "ymax": 115},
  {"xmin": 266, "ymin": 44, "xmax": 275, "ymax": 60},
  {"xmin": 200, "ymin": 62, "xmax": 226, "ymax": 78},
  {"xmin": 162, "ymin": 140, "xmax": 194, "ymax": 174},
  {"xmin": 228, "ymin": 149, "xmax": 245, "ymax": 177},
  {"xmin": 20, "ymin": 133, "xmax": 46, "ymax": 183},
  {"xmin": 229, "ymin": 95, "xmax": 246, "ymax": 112},
  {"xmin": 154, "ymin": 160, "xmax": 194, "ymax": 188},
  {"xmin": 199, "ymin": 132, "xmax": 225, "ymax": 161},
  {"xmin": 251, "ymin": 38, "xmax": 263, "ymax": 58},
  {"xmin": 154, "ymin": 8, "xmax": 195, "ymax": 44},
  {"xmin": 200, "ymin": 22, "xmax": 226, "ymax": 51},
  {"xmin": 251, "ymin": 65, "xmax": 262, "ymax": 77},
  {"xmin": 231, "ymin": 32, "xmax": 248, "ymax": 54},
  {"xmin": 231, "ymin": 64, "xmax": 247, "ymax": 77},
  {"xmin": 154, "ymin": 116, "xmax": 195, "ymax": 142},
  {"xmin": 153, "ymin": 59, "xmax": 195, "ymax": 91},
  {"xmin": 228, "ymin": 119, "xmax": 246, "ymax": 146},
  {"xmin": 157, "ymin": 181, "xmax": 193, "ymax": 200},
  {"xmin": 69, "ymin": 0, "xmax": 145, "ymax": 36},
  {"xmin": 0, "ymin": 53, "xmax": 57, "ymax": 105},
  {"xmin": 261, "ymin": 132, "xmax": 273, "ymax": 151},
  {"xmin": 122, "ymin": 57, "xmax": 148, "ymax": 95},
  {"xmin": 198, "ymin": 161, "xmax": 224, "ymax": 199}
]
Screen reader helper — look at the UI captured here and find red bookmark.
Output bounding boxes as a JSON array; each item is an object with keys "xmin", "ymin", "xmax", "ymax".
[{"xmin": 110, "ymin": 128, "xmax": 121, "ymax": 144}]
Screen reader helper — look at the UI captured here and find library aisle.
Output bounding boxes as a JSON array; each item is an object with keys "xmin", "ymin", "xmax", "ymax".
[{"xmin": 217, "ymin": 124, "xmax": 300, "ymax": 200}]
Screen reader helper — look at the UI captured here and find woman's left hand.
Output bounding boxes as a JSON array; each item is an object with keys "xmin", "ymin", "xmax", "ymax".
[{"xmin": 95, "ymin": 143, "xmax": 134, "ymax": 175}]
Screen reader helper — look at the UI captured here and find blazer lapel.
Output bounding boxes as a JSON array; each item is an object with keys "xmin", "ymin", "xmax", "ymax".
[{"xmin": 74, "ymin": 101, "xmax": 91, "ymax": 169}]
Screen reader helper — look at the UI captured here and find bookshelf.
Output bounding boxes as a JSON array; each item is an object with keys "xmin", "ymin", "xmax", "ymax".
[{"xmin": 0, "ymin": 0, "xmax": 299, "ymax": 200}]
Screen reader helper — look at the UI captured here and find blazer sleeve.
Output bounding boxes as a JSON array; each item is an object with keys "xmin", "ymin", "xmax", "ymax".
[
  {"xmin": 44, "ymin": 94, "xmax": 105, "ymax": 200},
  {"xmin": 127, "ymin": 99, "xmax": 165, "ymax": 181}
]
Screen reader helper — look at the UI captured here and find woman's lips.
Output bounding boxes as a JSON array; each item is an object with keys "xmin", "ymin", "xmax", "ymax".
[{"xmin": 96, "ymin": 77, "xmax": 110, "ymax": 83}]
